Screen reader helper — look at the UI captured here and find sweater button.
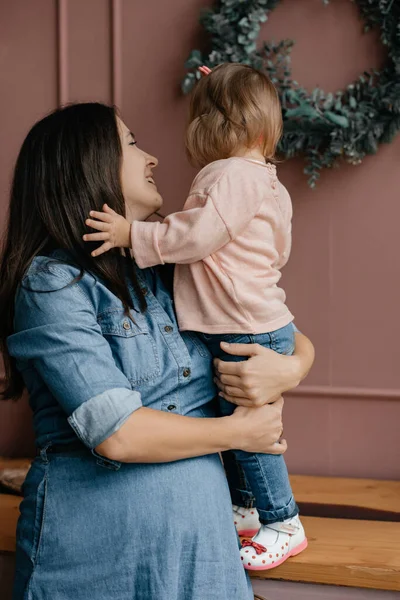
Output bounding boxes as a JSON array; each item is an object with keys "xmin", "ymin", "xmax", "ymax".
[
  {"xmin": 183, "ymin": 368, "xmax": 191, "ymax": 378},
  {"xmin": 164, "ymin": 325, "xmax": 173, "ymax": 333}
]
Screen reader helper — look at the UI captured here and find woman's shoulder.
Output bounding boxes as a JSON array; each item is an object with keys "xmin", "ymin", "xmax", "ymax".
[
  {"xmin": 23, "ymin": 252, "xmax": 84, "ymax": 289},
  {"xmin": 18, "ymin": 252, "xmax": 150, "ymax": 323},
  {"xmin": 16, "ymin": 251, "xmax": 97, "ymax": 323}
]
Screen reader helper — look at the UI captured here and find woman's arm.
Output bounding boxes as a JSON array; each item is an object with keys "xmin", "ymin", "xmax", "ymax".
[
  {"xmin": 213, "ymin": 332, "xmax": 315, "ymax": 407},
  {"xmin": 96, "ymin": 398, "xmax": 287, "ymax": 463},
  {"xmin": 9, "ymin": 262, "xmax": 286, "ymax": 465},
  {"xmin": 99, "ymin": 332, "xmax": 315, "ymax": 463}
]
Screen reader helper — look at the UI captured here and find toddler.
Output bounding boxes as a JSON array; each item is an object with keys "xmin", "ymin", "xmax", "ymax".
[{"xmin": 84, "ymin": 63, "xmax": 308, "ymax": 570}]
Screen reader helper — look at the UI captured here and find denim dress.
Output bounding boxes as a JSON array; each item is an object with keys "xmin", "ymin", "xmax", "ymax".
[{"xmin": 7, "ymin": 250, "xmax": 253, "ymax": 600}]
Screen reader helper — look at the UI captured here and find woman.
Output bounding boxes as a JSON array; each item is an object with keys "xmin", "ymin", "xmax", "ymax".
[{"xmin": 0, "ymin": 103, "xmax": 314, "ymax": 600}]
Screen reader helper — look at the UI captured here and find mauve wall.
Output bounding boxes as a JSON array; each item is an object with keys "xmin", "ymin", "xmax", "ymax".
[{"xmin": 0, "ymin": 0, "xmax": 399, "ymax": 478}]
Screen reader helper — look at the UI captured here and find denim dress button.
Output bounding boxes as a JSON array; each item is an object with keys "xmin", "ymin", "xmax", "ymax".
[
  {"xmin": 164, "ymin": 325, "xmax": 173, "ymax": 333},
  {"xmin": 167, "ymin": 404, "xmax": 176, "ymax": 411},
  {"xmin": 123, "ymin": 320, "xmax": 131, "ymax": 330},
  {"xmin": 183, "ymin": 368, "xmax": 191, "ymax": 378}
]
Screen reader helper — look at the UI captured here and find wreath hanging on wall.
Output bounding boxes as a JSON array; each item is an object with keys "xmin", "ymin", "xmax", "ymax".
[{"xmin": 182, "ymin": 0, "xmax": 400, "ymax": 187}]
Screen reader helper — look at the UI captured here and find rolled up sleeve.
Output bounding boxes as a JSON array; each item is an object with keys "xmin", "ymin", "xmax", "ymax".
[
  {"xmin": 7, "ymin": 266, "xmax": 142, "ymax": 449},
  {"xmin": 68, "ymin": 388, "xmax": 141, "ymax": 448}
]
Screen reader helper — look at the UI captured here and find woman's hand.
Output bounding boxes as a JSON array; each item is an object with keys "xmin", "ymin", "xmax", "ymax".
[
  {"xmin": 231, "ymin": 396, "xmax": 287, "ymax": 455},
  {"xmin": 214, "ymin": 333, "xmax": 315, "ymax": 407}
]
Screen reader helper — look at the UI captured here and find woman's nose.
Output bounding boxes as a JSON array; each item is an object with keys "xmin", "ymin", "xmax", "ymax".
[{"xmin": 146, "ymin": 153, "xmax": 159, "ymax": 168}]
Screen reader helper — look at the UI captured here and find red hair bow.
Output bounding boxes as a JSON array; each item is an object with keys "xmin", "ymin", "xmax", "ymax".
[{"xmin": 198, "ymin": 65, "xmax": 212, "ymax": 77}]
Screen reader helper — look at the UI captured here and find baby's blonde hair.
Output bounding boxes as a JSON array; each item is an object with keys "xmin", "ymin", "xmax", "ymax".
[{"xmin": 186, "ymin": 63, "xmax": 282, "ymax": 167}]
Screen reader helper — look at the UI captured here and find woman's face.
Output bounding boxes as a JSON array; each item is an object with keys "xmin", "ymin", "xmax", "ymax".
[{"xmin": 118, "ymin": 118, "xmax": 163, "ymax": 221}]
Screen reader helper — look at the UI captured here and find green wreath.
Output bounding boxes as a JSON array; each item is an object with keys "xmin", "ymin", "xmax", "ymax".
[{"xmin": 182, "ymin": 0, "xmax": 400, "ymax": 187}]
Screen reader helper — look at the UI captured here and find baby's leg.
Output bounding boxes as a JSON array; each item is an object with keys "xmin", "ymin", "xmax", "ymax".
[
  {"xmin": 228, "ymin": 325, "xmax": 307, "ymax": 569},
  {"xmin": 198, "ymin": 333, "xmax": 256, "ymax": 516},
  {"xmin": 200, "ymin": 326, "xmax": 307, "ymax": 569},
  {"xmin": 200, "ymin": 329, "xmax": 297, "ymax": 520},
  {"xmin": 233, "ymin": 448, "xmax": 298, "ymax": 524},
  {"xmin": 228, "ymin": 325, "xmax": 298, "ymax": 524},
  {"xmin": 221, "ymin": 450, "xmax": 253, "ymax": 507}
]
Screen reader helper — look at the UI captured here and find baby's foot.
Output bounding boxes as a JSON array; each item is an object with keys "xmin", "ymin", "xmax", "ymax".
[
  {"xmin": 240, "ymin": 514, "xmax": 307, "ymax": 570},
  {"xmin": 232, "ymin": 505, "xmax": 260, "ymax": 537}
]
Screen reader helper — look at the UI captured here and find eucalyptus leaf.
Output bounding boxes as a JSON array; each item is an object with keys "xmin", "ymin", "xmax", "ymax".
[
  {"xmin": 181, "ymin": 73, "xmax": 196, "ymax": 94},
  {"xmin": 349, "ymin": 96, "xmax": 357, "ymax": 109},
  {"xmin": 184, "ymin": 50, "xmax": 203, "ymax": 69},
  {"xmin": 286, "ymin": 105, "xmax": 319, "ymax": 119},
  {"xmin": 325, "ymin": 112, "xmax": 349, "ymax": 128}
]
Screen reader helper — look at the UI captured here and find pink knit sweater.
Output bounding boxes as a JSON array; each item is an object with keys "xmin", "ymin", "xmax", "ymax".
[{"xmin": 131, "ymin": 157, "xmax": 294, "ymax": 334}]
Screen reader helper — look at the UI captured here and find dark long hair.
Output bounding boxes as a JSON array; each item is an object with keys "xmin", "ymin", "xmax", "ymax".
[{"xmin": 0, "ymin": 102, "xmax": 146, "ymax": 401}]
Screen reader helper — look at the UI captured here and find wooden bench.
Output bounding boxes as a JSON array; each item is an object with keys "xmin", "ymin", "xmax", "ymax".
[
  {"xmin": 1, "ymin": 463, "xmax": 400, "ymax": 595},
  {"xmin": 249, "ymin": 515, "xmax": 400, "ymax": 591},
  {"xmin": 0, "ymin": 494, "xmax": 21, "ymax": 553},
  {"xmin": 291, "ymin": 475, "xmax": 400, "ymax": 522},
  {"xmin": 250, "ymin": 476, "xmax": 400, "ymax": 593}
]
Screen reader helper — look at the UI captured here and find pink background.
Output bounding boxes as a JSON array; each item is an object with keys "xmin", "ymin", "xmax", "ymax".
[{"xmin": 0, "ymin": 0, "xmax": 399, "ymax": 478}]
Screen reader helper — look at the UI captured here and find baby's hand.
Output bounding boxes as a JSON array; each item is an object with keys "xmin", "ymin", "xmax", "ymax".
[{"xmin": 83, "ymin": 204, "xmax": 131, "ymax": 257}]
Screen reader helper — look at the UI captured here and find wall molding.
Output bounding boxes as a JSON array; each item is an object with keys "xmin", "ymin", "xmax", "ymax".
[
  {"xmin": 110, "ymin": 0, "xmax": 123, "ymax": 107},
  {"xmin": 56, "ymin": 0, "xmax": 69, "ymax": 105},
  {"xmin": 0, "ymin": 374, "xmax": 398, "ymax": 402},
  {"xmin": 287, "ymin": 384, "xmax": 400, "ymax": 401}
]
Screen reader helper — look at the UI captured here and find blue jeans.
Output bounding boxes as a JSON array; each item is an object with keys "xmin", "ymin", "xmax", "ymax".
[{"xmin": 198, "ymin": 323, "xmax": 299, "ymax": 525}]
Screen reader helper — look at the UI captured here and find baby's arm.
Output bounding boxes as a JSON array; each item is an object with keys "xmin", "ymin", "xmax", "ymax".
[
  {"xmin": 83, "ymin": 198, "xmax": 231, "ymax": 262},
  {"xmin": 84, "ymin": 164, "xmax": 266, "ymax": 266},
  {"xmin": 130, "ymin": 166, "xmax": 267, "ymax": 269},
  {"xmin": 130, "ymin": 195, "xmax": 231, "ymax": 268}
]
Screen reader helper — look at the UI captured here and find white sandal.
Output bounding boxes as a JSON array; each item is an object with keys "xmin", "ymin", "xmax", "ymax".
[
  {"xmin": 240, "ymin": 515, "xmax": 307, "ymax": 570},
  {"xmin": 233, "ymin": 504, "xmax": 260, "ymax": 537}
]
